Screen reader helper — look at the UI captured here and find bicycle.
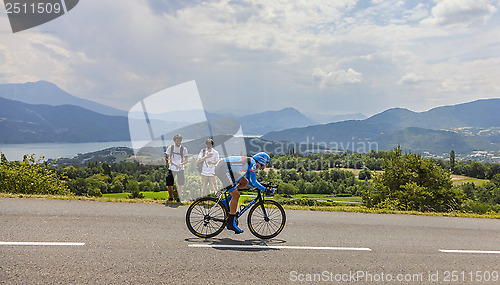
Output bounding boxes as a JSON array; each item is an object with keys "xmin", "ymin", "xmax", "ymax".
[{"xmin": 185, "ymin": 183, "xmax": 286, "ymax": 239}]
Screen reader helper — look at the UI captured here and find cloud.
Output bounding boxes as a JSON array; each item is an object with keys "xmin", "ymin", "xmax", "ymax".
[
  {"xmin": 0, "ymin": 31, "xmax": 92, "ymax": 85},
  {"xmin": 1, "ymin": 0, "xmax": 500, "ymax": 117},
  {"xmin": 165, "ymin": 0, "xmax": 359, "ymax": 62},
  {"xmin": 422, "ymin": 0, "xmax": 498, "ymax": 26},
  {"xmin": 403, "ymin": 3, "xmax": 430, "ymax": 22},
  {"xmin": 312, "ymin": 67, "xmax": 363, "ymax": 87},
  {"xmin": 398, "ymin": 73, "xmax": 424, "ymax": 85}
]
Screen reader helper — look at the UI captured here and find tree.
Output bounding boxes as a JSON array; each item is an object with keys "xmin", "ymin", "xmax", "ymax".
[
  {"xmin": 102, "ymin": 162, "xmax": 112, "ymax": 179},
  {"xmin": 139, "ymin": 180, "xmax": 154, "ymax": 192},
  {"xmin": 363, "ymin": 147, "xmax": 464, "ymax": 212},
  {"xmin": 86, "ymin": 174, "xmax": 109, "ymax": 195},
  {"xmin": 110, "ymin": 181, "xmax": 124, "ymax": 193},
  {"xmin": 486, "ymin": 164, "xmax": 500, "ymax": 179},
  {"xmin": 492, "ymin": 174, "xmax": 500, "ymax": 186},
  {"xmin": 1, "ymin": 153, "xmax": 8, "ymax": 164},
  {"xmin": 358, "ymin": 167, "xmax": 372, "ymax": 180},
  {"xmin": 449, "ymin": 150, "xmax": 456, "ymax": 172},
  {"xmin": 267, "ymin": 169, "xmax": 279, "ymax": 181},
  {"xmin": 278, "ymin": 182, "xmax": 298, "ymax": 195},
  {"xmin": 471, "ymin": 162, "xmax": 487, "ymax": 179}
]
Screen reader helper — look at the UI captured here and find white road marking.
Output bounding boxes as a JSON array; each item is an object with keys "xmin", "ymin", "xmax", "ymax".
[
  {"xmin": 440, "ymin": 249, "xmax": 500, "ymax": 254},
  {"xmin": 0, "ymin": 242, "xmax": 85, "ymax": 246},
  {"xmin": 189, "ymin": 244, "xmax": 371, "ymax": 251}
]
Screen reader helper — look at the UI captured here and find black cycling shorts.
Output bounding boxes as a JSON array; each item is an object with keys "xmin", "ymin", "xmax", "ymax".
[
  {"xmin": 214, "ymin": 161, "xmax": 236, "ymax": 191},
  {"xmin": 166, "ymin": 170, "xmax": 185, "ymax": 186}
]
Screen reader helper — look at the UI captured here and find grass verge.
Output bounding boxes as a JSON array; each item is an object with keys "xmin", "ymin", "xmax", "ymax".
[{"xmin": 1, "ymin": 192, "xmax": 499, "ymax": 219}]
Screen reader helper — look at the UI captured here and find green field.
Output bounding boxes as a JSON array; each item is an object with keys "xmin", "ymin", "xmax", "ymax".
[
  {"xmin": 103, "ymin": 191, "xmax": 171, "ymax": 200},
  {"xmin": 451, "ymin": 175, "xmax": 490, "ymax": 186},
  {"xmin": 104, "ymin": 191, "xmax": 257, "ymax": 203},
  {"xmin": 103, "ymin": 191, "xmax": 363, "ymax": 204},
  {"xmin": 290, "ymin": 194, "xmax": 362, "ymax": 202}
]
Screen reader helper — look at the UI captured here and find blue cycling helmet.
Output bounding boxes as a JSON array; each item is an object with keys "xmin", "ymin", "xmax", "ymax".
[{"xmin": 252, "ymin": 152, "xmax": 270, "ymax": 166}]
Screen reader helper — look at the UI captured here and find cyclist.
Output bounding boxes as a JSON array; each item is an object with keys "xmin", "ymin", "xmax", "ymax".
[{"xmin": 214, "ymin": 152, "xmax": 272, "ymax": 234}]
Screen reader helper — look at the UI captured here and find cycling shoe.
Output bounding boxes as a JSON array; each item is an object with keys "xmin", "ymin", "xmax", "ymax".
[{"xmin": 227, "ymin": 214, "xmax": 243, "ymax": 234}]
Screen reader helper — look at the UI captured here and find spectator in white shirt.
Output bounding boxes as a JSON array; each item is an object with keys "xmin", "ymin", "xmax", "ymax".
[
  {"xmin": 165, "ymin": 134, "xmax": 188, "ymax": 202},
  {"xmin": 197, "ymin": 139, "xmax": 220, "ymax": 197}
]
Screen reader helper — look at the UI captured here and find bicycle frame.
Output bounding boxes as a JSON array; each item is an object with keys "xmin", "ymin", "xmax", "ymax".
[
  {"xmin": 236, "ymin": 189, "xmax": 264, "ymax": 219},
  {"xmin": 186, "ymin": 182, "xmax": 284, "ymax": 239},
  {"xmin": 211, "ymin": 186, "xmax": 273, "ymax": 220}
]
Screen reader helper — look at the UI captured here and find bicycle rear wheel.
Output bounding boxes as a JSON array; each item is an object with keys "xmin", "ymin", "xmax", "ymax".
[
  {"xmin": 186, "ymin": 197, "xmax": 227, "ymax": 238},
  {"xmin": 247, "ymin": 200, "xmax": 286, "ymax": 239}
]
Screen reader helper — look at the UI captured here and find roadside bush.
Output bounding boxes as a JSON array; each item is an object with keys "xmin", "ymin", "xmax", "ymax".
[
  {"xmin": 87, "ymin": 187, "xmax": 103, "ymax": 197},
  {"xmin": 127, "ymin": 180, "xmax": 144, "ymax": 199},
  {"xmin": 461, "ymin": 200, "xmax": 500, "ymax": 215},
  {"xmin": 0, "ymin": 153, "xmax": 71, "ymax": 196},
  {"xmin": 363, "ymin": 147, "xmax": 464, "ymax": 212}
]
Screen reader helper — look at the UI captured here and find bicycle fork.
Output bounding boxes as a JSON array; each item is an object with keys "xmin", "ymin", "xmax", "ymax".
[{"xmin": 259, "ymin": 202, "xmax": 270, "ymax": 221}]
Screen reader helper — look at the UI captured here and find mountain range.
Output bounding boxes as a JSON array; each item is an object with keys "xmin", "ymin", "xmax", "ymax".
[
  {"xmin": 238, "ymin": 107, "xmax": 316, "ymax": 135},
  {"xmin": 262, "ymin": 99, "xmax": 500, "ymax": 156},
  {"xmin": 0, "ymin": 97, "xmax": 130, "ymax": 143},
  {"xmin": 0, "ymin": 81, "xmax": 126, "ymax": 116},
  {"xmin": 0, "ymin": 94, "xmax": 314, "ymax": 144},
  {"xmin": 1, "ymin": 81, "xmax": 499, "ymax": 158},
  {"xmin": 305, "ymin": 112, "xmax": 367, "ymax": 124},
  {"xmin": 0, "ymin": 81, "xmax": 318, "ymax": 142}
]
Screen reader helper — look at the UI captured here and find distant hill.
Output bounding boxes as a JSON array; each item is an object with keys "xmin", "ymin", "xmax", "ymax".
[
  {"xmin": 139, "ymin": 107, "xmax": 318, "ymax": 136},
  {"xmin": 183, "ymin": 135, "xmax": 327, "ymax": 156},
  {"xmin": 162, "ymin": 118, "xmax": 242, "ymax": 140},
  {"xmin": 48, "ymin": 136, "xmax": 329, "ymax": 166},
  {"xmin": 0, "ymin": 81, "xmax": 126, "ymax": 116},
  {"xmin": 262, "ymin": 99, "xmax": 500, "ymax": 155},
  {"xmin": 262, "ymin": 119, "xmax": 387, "ymax": 147},
  {"xmin": 306, "ymin": 112, "xmax": 367, "ymax": 124},
  {"xmin": 238, "ymin": 107, "xmax": 317, "ymax": 135},
  {"xmin": 48, "ymin": 147, "xmax": 135, "ymax": 166},
  {"xmin": 365, "ymin": 99, "xmax": 500, "ymax": 130},
  {"xmin": 376, "ymin": 127, "xmax": 497, "ymax": 154},
  {"xmin": 0, "ymin": 97, "xmax": 130, "ymax": 143},
  {"xmin": 330, "ymin": 113, "xmax": 367, "ymax": 123}
]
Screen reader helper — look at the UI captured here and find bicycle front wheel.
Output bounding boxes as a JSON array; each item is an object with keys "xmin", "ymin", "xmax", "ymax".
[
  {"xmin": 247, "ymin": 200, "xmax": 286, "ymax": 239},
  {"xmin": 186, "ymin": 197, "xmax": 227, "ymax": 238}
]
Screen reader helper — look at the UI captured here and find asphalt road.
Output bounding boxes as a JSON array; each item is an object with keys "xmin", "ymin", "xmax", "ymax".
[{"xmin": 1, "ymin": 198, "xmax": 499, "ymax": 284}]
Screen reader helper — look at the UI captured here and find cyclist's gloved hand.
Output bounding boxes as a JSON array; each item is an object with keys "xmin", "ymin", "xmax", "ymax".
[{"xmin": 267, "ymin": 187, "xmax": 276, "ymax": 194}]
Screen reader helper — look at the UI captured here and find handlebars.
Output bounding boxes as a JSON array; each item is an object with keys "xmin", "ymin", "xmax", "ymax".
[
  {"xmin": 261, "ymin": 182, "xmax": 278, "ymax": 188},
  {"xmin": 261, "ymin": 182, "xmax": 279, "ymax": 194}
]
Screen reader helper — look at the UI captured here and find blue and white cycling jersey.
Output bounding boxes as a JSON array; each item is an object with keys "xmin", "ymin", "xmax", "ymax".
[{"xmin": 220, "ymin": 156, "xmax": 266, "ymax": 192}]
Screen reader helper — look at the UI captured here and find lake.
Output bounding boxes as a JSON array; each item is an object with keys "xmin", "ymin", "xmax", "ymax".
[
  {"xmin": 0, "ymin": 141, "xmax": 133, "ymax": 161},
  {"xmin": 0, "ymin": 136, "xmax": 256, "ymax": 162}
]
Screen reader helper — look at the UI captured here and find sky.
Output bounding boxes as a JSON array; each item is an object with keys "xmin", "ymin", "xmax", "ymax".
[{"xmin": 1, "ymin": 0, "xmax": 500, "ymax": 117}]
